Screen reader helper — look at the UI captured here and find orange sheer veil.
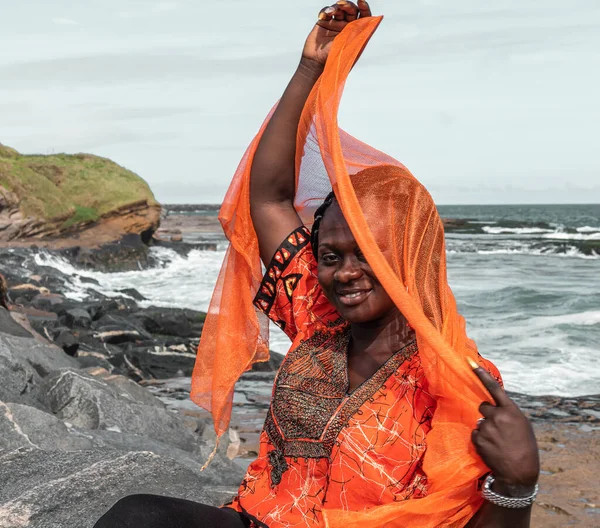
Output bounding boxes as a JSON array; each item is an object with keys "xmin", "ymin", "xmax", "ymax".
[{"xmin": 192, "ymin": 16, "xmax": 494, "ymax": 528}]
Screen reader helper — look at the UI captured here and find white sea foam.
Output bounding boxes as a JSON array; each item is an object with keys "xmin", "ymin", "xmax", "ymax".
[
  {"xmin": 481, "ymin": 225, "xmax": 600, "ymax": 241},
  {"xmin": 529, "ymin": 311, "xmax": 600, "ymax": 327},
  {"xmin": 482, "ymin": 226, "xmax": 554, "ymax": 235},
  {"xmin": 34, "ymin": 247, "xmax": 227, "ymax": 310},
  {"xmin": 542, "ymin": 231, "xmax": 600, "ymax": 241},
  {"xmin": 33, "ymin": 248, "xmax": 294, "ymax": 353},
  {"xmin": 475, "ymin": 248, "xmax": 599, "ymax": 259}
]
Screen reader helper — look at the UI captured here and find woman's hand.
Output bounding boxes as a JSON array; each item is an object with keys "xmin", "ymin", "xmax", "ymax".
[
  {"xmin": 471, "ymin": 365, "xmax": 540, "ymax": 494},
  {"xmin": 301, "ymin": 0, "xmax": 372, "ymax": 69}
]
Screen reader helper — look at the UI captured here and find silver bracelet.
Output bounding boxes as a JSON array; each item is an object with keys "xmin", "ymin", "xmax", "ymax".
[{"xmin": 481, "ymin": 474, "xmax": 538, "ymax": 509}]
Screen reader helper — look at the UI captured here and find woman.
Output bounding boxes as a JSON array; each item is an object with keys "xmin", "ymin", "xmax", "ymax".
[{"xmin": 96, "ymin": 2, "xmax": 539, "ymax": 527}]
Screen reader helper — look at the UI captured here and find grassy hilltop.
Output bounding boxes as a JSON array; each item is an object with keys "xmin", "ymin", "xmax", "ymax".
[{"xmin": 0, "ymin": 143, "xmax": 158, "ymax": 229}]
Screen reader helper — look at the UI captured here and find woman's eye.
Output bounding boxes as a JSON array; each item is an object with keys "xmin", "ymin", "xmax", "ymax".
[
  {"xmin": 357, "ymin": 251, "xmax": 367, "ymax": 262},
  {"xmin": 321, "ymin": 253, "xmax": 338, "ymax": 264}
]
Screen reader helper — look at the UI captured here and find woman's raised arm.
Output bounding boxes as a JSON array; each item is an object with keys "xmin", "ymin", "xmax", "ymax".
[{"xmin": 250, "ymin": 1, "xmax": 372, "ymax": 265}]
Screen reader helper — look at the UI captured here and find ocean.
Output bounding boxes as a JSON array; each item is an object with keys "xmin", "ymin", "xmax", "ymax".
[{"xmin": 34, "ymin": 203, "xmax": 599, "ymax": 398}]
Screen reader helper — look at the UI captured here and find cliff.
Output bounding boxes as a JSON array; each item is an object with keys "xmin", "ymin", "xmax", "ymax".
[{"xmin": 0, "ymin": 143, "xmax": 160, "ymax": 249}]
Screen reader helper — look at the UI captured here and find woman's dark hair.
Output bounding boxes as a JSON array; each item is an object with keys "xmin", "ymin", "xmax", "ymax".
[{"xmin": 310, "ymin": 191, "xmax": 336, "ymax": 259}]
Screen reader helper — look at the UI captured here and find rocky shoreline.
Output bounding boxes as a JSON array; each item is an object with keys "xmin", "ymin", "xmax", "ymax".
[{"xmin": 0, "ymin": 238, "xmax": 598, "ymax": 526}]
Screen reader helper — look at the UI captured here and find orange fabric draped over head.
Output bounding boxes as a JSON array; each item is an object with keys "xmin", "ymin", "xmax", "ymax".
[{"xmin": 192, "ymin": 16, "xmax": 495, "ymax": 528}]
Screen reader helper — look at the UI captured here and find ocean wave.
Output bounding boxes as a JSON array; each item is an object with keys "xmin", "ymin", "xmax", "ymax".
[
  {"xmin": 34, "ymin": 247, "xmax": 228, "ymax": 309},
  {"xmin": 482, "ymin": 226, "xmax": 555, "ymax": 235},
  {"xmin": 529, "ymin": 311, "xmax": 600, "ymax": 327},
  {"xmin": 577, "ymin": 226, "xmax": 600, "ymax": 233},
  {"xmin": 449, "ymin": 245, "xmax": 599, "ymax": 259},
  {"xmin": 542, "ymin": 231, "xmax": 600, "ymax": 241}
]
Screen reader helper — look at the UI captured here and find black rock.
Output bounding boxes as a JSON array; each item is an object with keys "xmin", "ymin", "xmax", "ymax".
[
  {"xmin": 91, "ymin": 314, "xmax": 152, "ymax": 343},
  {"xmin": 61, "ymin": 308, "xmax": 93, "ymax": 329},
  {"xmin": 60, "ymin": 233, "xmax": 152, "ymax": 272},
  {"xmin": 31, "ymin": 293, "xmax": 66, "ymax": 313},
  {"xmin": 78, "ymin": 275, "xmax": 101, "ymax": 285},
  {"xmin": 118, "ymin": 288, "xmax": 148, "ymax": 301},
  {"xmin": 130, "ymin": 308, "xmax": 195, "ymax": 338},
  {"xmin": 109, "ymin": 346, "xmax": 197, "ymax": 379},
  {"xmin": 54, "ymin": 329, "xmax": 80, "ymax": 356}
]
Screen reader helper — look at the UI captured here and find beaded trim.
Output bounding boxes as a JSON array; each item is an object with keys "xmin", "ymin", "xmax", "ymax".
[{"xmin": 253, "ymin": 225, "xmax": 311, "ymax": 318}]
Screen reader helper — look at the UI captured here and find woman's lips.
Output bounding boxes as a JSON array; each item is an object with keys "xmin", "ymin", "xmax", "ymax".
[{"xmin": 336, "ymin": 289, "xmax": 372, "ymax": 306}]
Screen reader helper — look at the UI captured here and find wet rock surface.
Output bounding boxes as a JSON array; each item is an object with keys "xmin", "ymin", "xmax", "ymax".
[
  {"xmin": 0, "ymin": 257, "xmax": 276, "ymax": 527},
  {"xmin": 0, "ymin": 320, "xmax": 243, "ymax": 528}
]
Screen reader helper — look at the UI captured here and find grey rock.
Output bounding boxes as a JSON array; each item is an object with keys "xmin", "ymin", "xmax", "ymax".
[
  {"xmin": 109, "ymin": 346, "xmax": 197, "ymax": 379},
  {"xmin": 0, "ymin": 337, "xmax": 44, "ymax": 409},
  {"xmin": 91, "ymin": 314, "xmax": 152, "ymax": 342},
  {"xmin": 42, "ymin": 370, "xmax": 198, "ymax": 451},
  {"xmin": 0, "ymin": 332, "xmax": 79, "ymax": 378},
  {"xmin": 117, "ymin": 288, "xmax": 147, "ymax": 301},
  {"xmin": 99, "ymin": 370, "xmax": 165, "ymax": 408},
  {"xmin": 75, "ymin": 350, "xmax": 116, "ymax": 372},
  {"xmin": 53, "ymin": 329, "xmax": 79, "ymax": 356},
  {"xmin": 62, "ymin": 308, "xmax": 92, "ymax": 329},
  {"xmin": 0, "ymin": 308, "xmax": 32, "ymax": 338},
  {"xmin": 0, "ymin": 401, "xmax": 93, "ymax": 451},
  {"xmin": 0, "ymin": 448, "xmax": 239, "ymax": 528},
  {"xmin": 82, "ymin": 429, "xmax": 244, "ymax": 486},
  {"xmin": 30, "ymin": 293, "xmax": 66, "ymax": 311}
]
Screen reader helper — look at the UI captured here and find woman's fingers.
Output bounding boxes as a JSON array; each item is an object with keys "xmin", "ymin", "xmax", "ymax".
[
  {"xmin": 318, "ymin": 6, "xmax": 336, "ymax": 21},
  {"xmin": 319, "ymin": 1, "xmax": 370, "ymax": 24},
  {"xmin": 335, "ymin": 1, "xmax": 359, "ymax": 21},
  {"xmin": 317, "ymin": 5, "xmax": 352, "ymax": 32},
  {"xmin": 358, "ymin": 0, "xmax": 372, "ymax": 18},
  {"xmin": 468, "ymin": 360, "xmax": 513, "ymax": 408},
  {"xmin": 478, "ymin": 401, "xmax": 496, "ymax": 418}
]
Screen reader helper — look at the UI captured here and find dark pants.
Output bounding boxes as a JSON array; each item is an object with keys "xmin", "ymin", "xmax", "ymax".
[{"xmin": 94, "ymin": 494, "xmax": 251, "ymax": 528}]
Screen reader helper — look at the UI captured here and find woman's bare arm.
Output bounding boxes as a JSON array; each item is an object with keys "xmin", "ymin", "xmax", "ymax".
[
  {"xmin": 249, "ymin": 61, "xmax": 322, "ymax": 265},
  {"xmin": 250, "ymin": 1, "xmax": 372, "ymax": 265}
]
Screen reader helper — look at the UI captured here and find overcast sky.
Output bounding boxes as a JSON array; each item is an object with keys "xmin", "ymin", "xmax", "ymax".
[{"xmin": 1, "ymin": 1, "xmax": 599, "ymax": 204}]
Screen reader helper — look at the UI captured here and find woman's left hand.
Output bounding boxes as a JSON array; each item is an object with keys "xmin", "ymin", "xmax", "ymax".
[{"xmin": 471, "ymin": 366, "xmax": 540, "ymax": 493}]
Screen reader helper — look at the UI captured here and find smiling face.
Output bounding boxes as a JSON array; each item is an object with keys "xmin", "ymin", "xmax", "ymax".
[{"xmin": 316, "ymin": 201, "xmax": 398, "ymax": 325}]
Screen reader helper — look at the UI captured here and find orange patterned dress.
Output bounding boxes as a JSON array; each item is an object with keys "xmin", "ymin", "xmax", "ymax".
[{"xmin": 226, "ymin": 226, "xmax": 500, "ymax": 527}]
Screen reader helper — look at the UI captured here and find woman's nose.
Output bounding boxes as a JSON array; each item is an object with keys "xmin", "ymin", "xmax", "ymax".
[{"xmin": 334, "ymin": 256, "xmax": 363, "ymax": 282}]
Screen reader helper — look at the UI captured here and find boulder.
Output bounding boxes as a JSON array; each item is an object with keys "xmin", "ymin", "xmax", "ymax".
[
  {"xmin": 0, "ymin": 448, "xmax": 239, "ymax": 528},
  {"xmin": 52, "ymin": 329, "xmax": 79, "ymax": 356},
  {"xmin": 0, "ymin": 351, "xmax": 42, "ymax": 409},
  {"xmin": 61, "ymin": 308, "xmax": 92, "ymax": 329},
  {"xmin": 81, "ymin": 429, "xmax": 244, "ymax": 485},
  {"xmin": 41, "ymin": 369, "xmax": 198, "ymax": 451},
  {"xmin": 0, "ymin": 331, "xmax": 78, "ymax": 409},
  {"xmin": 0, "ymin": 332, "xmax": 79, "ymax": 377},
  {"xmin": 130, "ymin": 307, "xmax": 206, "ymax": 338},
  {"xmin": 91, "ymin": 314, "xmax": 152, "ymax": 343},
  {"xmin": 0, "ymin": 401, "xmax": 93, "ymax": 451},
  {"xmin": 109, "ymin": 346, "xmax": 197, "ymax": 379},
  {"xmin": 0, "ymin": 308, "xmax": 32, "ymax": 338},
  {"xmin": 30, "ymin": 293, "xmax": 66, "ymax": 311},
  {"xmin": 117, "ymin": 288, "xmax": 147, "ymax": 301}
]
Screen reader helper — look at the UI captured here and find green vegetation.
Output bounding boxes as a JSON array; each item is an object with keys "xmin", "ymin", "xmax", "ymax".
[
  {"xmin": 62, "ymin": 205, "xmax": 100, "ymax": 229},
  {"xmin": 0, "ymin": 143, "xmax": 158, "ymax": 225}
]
